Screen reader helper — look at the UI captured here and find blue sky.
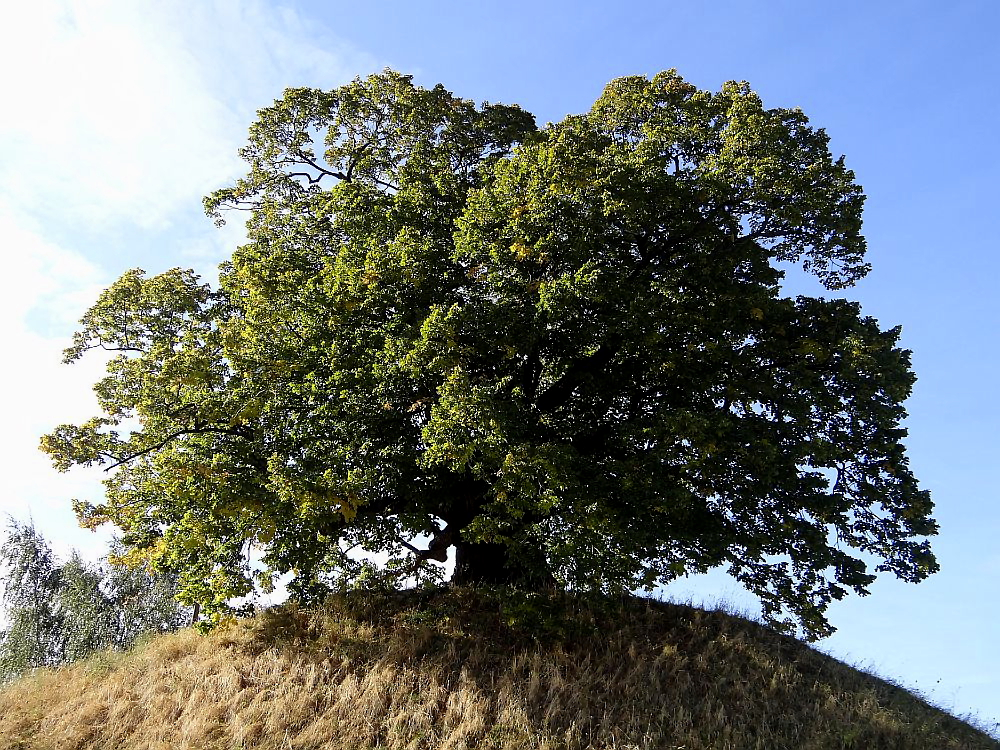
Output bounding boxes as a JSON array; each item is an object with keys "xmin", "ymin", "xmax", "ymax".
[{"xmin": 1, "ymin": 0, "xmax": 996, "ymax": 732}]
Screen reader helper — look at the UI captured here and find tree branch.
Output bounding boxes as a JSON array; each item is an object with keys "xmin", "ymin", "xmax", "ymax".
[
  {"xmin": 534, "ymin": 335, "xmax": 622, "ymax": 413},
  {"xmin": 397, "ymin": 524, "xmax": 453, "ymax": 564},
  {"xmin": 292, "ymin": 150, "xmax": 350, "ymax": 182},
  {"xmin": 102, "ymin": 425, "xmax": 254, "ymax": 472}
]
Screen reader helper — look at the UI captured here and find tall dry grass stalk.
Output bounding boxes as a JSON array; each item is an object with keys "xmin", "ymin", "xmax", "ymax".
[{"xmin": 0, "ymin": 589, "xmax": 995, "ymax": 749}]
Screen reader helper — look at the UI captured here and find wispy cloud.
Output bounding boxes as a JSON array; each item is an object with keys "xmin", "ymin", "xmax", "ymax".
[{"xmin": 0, "ymin": 0, "xmax": 376, "ymax": 231}]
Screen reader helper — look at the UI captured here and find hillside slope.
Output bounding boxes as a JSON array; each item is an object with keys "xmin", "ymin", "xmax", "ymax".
[{"xmin": 0, "ymin": 589, "xmax": 994, "ymax": 750}]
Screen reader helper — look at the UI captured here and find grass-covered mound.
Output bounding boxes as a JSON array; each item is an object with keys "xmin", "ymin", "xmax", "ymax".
[{"xmin": 0, "ymin": 588, "xmax": 994, "ymax": 749}]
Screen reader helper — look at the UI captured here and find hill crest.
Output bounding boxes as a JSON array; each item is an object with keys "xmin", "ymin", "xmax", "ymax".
[{"xmin": 0, "ymin": 589, "xmax": 995, "ymax": 749}]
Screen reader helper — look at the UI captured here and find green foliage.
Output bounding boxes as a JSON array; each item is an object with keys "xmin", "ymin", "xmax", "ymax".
[
  {"xmin": 41, "ymin": 69, "xmax": 937, "ymax": 638},
  {"xmin": 0, "ymin": 520, "xmax": 190, "ymax": 680},
  {"xmin": 0, "ymin": 522, "xmax": 62, "ymax": 677}
]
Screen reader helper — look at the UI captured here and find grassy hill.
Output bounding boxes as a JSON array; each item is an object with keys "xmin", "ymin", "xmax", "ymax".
[{"xmin": 0, "ymin": 588, "xmax": 995, "ymax": 749}]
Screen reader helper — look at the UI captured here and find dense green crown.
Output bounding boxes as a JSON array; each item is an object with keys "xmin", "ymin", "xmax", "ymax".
[{"xmin": 42, "ymin": 70, "xmax": 935, "ymax": 638}]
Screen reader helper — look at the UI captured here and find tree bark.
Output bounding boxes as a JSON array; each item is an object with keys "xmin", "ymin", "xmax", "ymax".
[
  {"xmin": 451, "ymin": 537, "xmax": 556, "ymax": 589},
  {"xmin": 442, "ymin": 473, "xmax": 557, "ymax": 589}
]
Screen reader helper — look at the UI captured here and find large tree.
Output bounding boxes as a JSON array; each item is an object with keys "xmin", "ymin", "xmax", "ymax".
[{"xmin": 42, "ymin": 70, "xmax": 936, "ymax": 637}]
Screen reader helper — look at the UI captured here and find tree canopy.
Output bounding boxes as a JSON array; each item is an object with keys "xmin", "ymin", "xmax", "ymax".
[{"xmin": 41, "ymin": 69, "xmax": 937, "ymax": 638}]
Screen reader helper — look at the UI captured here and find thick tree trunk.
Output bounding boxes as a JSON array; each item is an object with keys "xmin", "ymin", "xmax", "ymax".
[
  {"xmin": 451, "ymin": 537, "xmax": 556, "ymax": 589},
  {"xmin": 442, "ymin": 474, "xmax": 556, "ymax": 589},
  {"xmin": 452, "ymin": 540, "xmax": 513, "ymax": 585}
]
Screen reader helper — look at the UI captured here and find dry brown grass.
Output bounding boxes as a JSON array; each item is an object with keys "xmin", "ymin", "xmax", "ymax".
[{"xmin": 0, "ymin": 588, "xmax": 995, "ymax": 750}]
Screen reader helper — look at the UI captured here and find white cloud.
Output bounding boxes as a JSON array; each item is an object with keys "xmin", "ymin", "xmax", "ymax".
[
  {"xmin": 0, "ymin": 208, "xmax": 110, "ymax": 557},
  {"xmin": 0, "ymin": 0, "xmax": 377, "ymax": 232}
]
